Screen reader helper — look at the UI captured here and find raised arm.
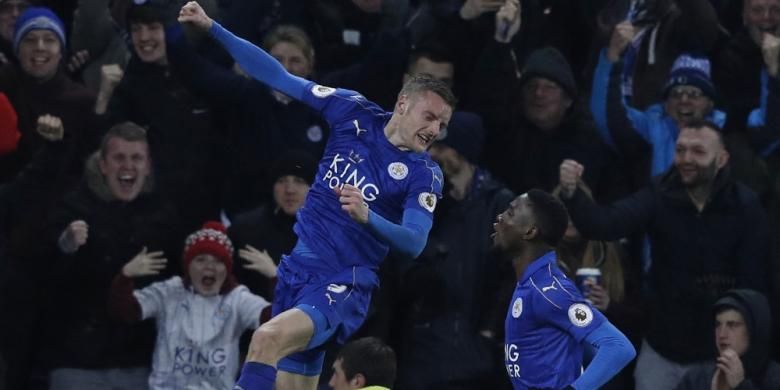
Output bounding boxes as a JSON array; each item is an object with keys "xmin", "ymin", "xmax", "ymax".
[
  {"xmin": 166, "ymin": 25, "xmax": 261, "ymax": 108},
  {"xmin": 747, "ymin": 34, "xmax": 780, "ymax": 156},
  {"xmin": 108, "ymin": 272, "xmax": 143, "ymax": 323},
  {"xmin": 591, "ymin": 22, "xmax": 653, "ymax": 156},
  {"xmin": 109, "ymin": 247, "xmax": 169, "ymax": 323},
  {"xmin": 559, "ymin": 160, "xmax": 655, "ymax": 240},
  {"xmin": 178, "ymin": 1, "xmax": 308, "ymax": 101}
]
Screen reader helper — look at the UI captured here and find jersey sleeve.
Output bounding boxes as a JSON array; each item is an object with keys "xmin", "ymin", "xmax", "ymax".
[
  {"xmin": 533, "ymin": 281, "xmax": 607, "ymax": 342},
  {"xmin": 403, "ymin": 159, "xmax": 444, "ymax": 218},
  {"xmin": 300, "ymin": 82, "xmax": 385, "ymax": 130},
  {"xmin": 234, "ymin": 286, "xmax": 271, "ymax": 331},
  {"xmin": 133, "ymin": 277, "xmax": 180, "ymax": 321}
]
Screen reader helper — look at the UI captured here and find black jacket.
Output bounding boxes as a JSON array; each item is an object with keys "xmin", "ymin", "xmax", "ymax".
[
  {"xmin": 563, "ymin": 167, "xmax": 771, "ymax": 363},
  {"xmin": 106, "ymin": 56, "xmax": 226, "ymax": 228},
  {"xmin": 165, "ymin": 33, "xmax": 326, "ymax": 214},
  {"xmin": 228, "ymin": 205, "xmax": 298, "ymax": 299},
  {"xmin": 394, "ymin": 170, "xmax": 514, "ymax": 389},
  {"xmin": 43, "ymin": 156, "xmax": 183, "ymax": 369},
  {"xmin": 714, "ymin": 30, "xmax": 764, "ymax": 135}
]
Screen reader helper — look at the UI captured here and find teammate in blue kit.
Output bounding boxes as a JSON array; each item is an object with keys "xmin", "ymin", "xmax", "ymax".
[
  {"xmin": 178, "ymin": 3, "xmax": 453, "ymax": 390},
  {"xmin": 492, "ymin": 189, "xmax": 636, "ymax": 389}
]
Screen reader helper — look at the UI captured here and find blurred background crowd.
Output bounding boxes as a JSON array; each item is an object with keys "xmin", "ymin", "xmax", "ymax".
[{"xmin": 0, "ymin": 0, "xmax": 779, "ymax": 388}]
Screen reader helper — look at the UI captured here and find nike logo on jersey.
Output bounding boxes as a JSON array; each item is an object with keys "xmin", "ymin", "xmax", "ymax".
[
  {"xmin": 542, "ymin": 281, "xmax": 558, "ymax": 292},
  {"xmin": 353, "ymin": 119, "xmax": 367, "ymax": 136}
]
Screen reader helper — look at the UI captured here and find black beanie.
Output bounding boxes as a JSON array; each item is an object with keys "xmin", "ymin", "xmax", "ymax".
[
  {"xmin": 435, "ymin": 111, "xmax": 485, "ymax": 164},
  {"xmin": 519, "ymin": 47, "xmax": 577, "ymax": 98},
  {"xmin": 270, "ymin": 149, "xmax": 317, "ymax": 186}
]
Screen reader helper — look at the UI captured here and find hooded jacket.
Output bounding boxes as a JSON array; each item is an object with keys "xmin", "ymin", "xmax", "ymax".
[
  {"xmin": 675, "ymin": 289, "xmax": 780, "ymax": 389},
  {"xmin": 42, "ymin": 152, "xmax": 183, "ymax": 369}
]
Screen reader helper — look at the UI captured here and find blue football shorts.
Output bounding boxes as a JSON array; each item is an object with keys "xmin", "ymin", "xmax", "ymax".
[{"xmin": 271, "ymin": 253, "xmax": 378, "ymax": 376}]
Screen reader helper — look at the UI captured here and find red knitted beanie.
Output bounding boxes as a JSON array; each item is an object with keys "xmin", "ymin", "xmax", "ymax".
[{"xmin": 182, "ymin": 221, "xmax": 234, "ymax": 271}]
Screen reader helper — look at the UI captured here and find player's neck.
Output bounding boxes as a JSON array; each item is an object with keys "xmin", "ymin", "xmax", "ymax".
[
  {"xmin": 383, "ymin": 117, "xmax": 408, "ymax": 151},
  {"xmin": 511, "ymin": 245, "xmax": 554, "ymax": 281}
]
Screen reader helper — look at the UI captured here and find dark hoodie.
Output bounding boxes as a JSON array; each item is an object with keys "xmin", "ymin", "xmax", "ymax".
[{"xmin": 676, "ymin": 289, "xmax": 780, "ymax": 390}]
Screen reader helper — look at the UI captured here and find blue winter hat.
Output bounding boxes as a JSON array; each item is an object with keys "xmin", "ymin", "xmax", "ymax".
[
  {"xmin": 435, "ymin": 111, "xmax": 485, "ymax": 164},
  {"xmin": 663, "ymin": 54, "xmax": 716, "ymax": 99},
  {"xmin": 12, "ymin": 7, "xmax": 66, "ymax": 54}
]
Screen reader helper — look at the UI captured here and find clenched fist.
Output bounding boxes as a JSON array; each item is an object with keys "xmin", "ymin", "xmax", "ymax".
[
  {"xmin": 559, "ymin": 159, "xmax": 584, "ymax": 199},
  {"xmin": 58, "ymin": 220, "xmax": 88, "ymax": 254},
  {"xmin": 607, "ymin": 21, "xmax": 636, "ymax": 63},
  {"xmin": 178, "ymin": 1, "xmax": 213, "ymax": 32},
  {"xmin": 762, "ymin": 33, "xmax": 780, "ymax": 77},
  {"xmin": 36, "ymin": 114, "xmax": 64, "ymax": 142},
  {"xmin": 336, "ymin": 184, "xmax": 370, "ymax": 224}
]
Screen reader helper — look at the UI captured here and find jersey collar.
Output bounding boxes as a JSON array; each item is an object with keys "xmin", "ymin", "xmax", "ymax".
[{"xmin": 520, "ymin": 250, "xmax": 557, "ymax": 284}]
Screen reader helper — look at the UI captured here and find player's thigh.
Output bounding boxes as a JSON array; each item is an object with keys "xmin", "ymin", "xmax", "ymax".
[
  {"xmin": 275, "ymin": 370, "xmax": 320, "ymax": 390},
  {"xmin": 253, "ymin": 308, "xmax": 315, "ymax": 358}
]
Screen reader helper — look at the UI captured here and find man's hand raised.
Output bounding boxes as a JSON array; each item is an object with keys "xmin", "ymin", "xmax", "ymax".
[{"xmin": 178, "ymin": 1, "xmax": 213, "ymax": 32}]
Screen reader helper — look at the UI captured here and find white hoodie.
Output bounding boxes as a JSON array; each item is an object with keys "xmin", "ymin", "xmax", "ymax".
[{"xmin": 134, "ymin": 277, "xmax": 270, "ymax": 390}]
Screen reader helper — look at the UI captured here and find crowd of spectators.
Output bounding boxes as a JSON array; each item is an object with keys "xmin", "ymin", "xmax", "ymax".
[{"xmin": 1, "ymin": 0, "xmax": 779, "ymax": 388}]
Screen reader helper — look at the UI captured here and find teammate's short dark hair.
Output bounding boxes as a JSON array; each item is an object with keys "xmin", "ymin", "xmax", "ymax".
[
  {"xmin": 399, "ymin": 73, "xmax": 458, "ymax": 109},
  {"xmin": 526, "ymin": 189, "xmax": 569, "ymax": 247},
  {"xmin": 336, "ymin": 337, "xmax": 396, "ymax": 387}
]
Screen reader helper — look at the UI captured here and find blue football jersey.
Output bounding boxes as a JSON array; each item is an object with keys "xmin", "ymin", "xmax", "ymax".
[
  {"xmin": 292, "ymin": 83, "xmax": 443, "ymax": 271},
  {"xmin": 504, "ymin": 251, "xmax": 606, "ymax": 389}
]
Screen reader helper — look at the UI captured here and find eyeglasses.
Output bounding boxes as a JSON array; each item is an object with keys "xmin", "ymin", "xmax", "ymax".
[{"xmin": 669, "ymin": 86, "xmax": 705, "ymax": 100}]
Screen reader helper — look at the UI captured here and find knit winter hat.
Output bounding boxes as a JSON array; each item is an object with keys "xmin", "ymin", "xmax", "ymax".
[
  {"xmin": 182, "ymin": 221, "xmax": 234, "ymax": 272},
  {"xmin": 519, "ymin": 47, "xmax": 578, "ymax": 98},
  {"xmin": 435, "ymin": 111, "xmax": 485, "ymax": 164},
  {"xmin": 270, "ymin": 149, "xmax": 318, "ymax": 186},
  {"xmin": 663, "ymin": 54, "xmax": 716, "ymax": 99},
  {"xmin": 12, "ymin": 7, "xmax": 65, "ymax": 53},
  {"xmin": 0, "ymin": 92, "xmax": 20, "ymax": 155}
]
